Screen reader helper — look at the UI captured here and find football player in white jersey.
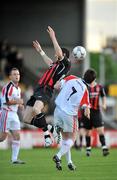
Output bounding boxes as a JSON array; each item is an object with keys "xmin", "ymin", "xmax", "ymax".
[
  {"xmin": 0, "ymin": 68, "xmax": 25, "ymax": 164},
  {"xmin": 53, "ymin": 75, "xmax": 90, "ymax": 171}
]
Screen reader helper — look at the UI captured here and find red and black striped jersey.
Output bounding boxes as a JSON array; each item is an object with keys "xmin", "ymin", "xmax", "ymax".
[
  {"xmin": 88, "ymin": 83, "xmax": 106, "ymax": 110},
  {"xmin": 38, "ymin": 57, "xmax": 71, "ymax": 89}
]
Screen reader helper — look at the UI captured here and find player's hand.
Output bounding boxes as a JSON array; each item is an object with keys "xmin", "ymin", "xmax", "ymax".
[
  {"xmin": 19, "ymin": 104, "xmax": 24, "ymax": 110},
  {"xmin": 54, "ymin": 80, "xmax": 61, "ymax": 90},
  {"xmin": 32, "ymin": 40, "xmax": 42, "ymax": 52},
  {"xmin": 84, "ymin": 106, "xmax": 90, "ymax": 119},
  {"xmin": 16, "ymin": 98, "xmax": 24, "ymax": 105},
  {"xmin": 47, "ymin": 26, "xmax": 55, "ymax": 39},
  {"xmin": 102, "ymin": 104, "xmax": 107, "ymax": 111}
]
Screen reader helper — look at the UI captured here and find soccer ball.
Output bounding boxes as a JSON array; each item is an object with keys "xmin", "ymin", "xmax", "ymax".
[{"xmin": 72, "ymin": 46, "xmax": 86, "ymax": 60}]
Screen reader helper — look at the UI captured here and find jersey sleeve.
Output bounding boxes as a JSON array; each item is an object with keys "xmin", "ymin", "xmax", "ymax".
[
  {"xmin": 5, "ymin": 83, "xmax": 13, "ymax": 103},
  {"xmin": 100, "ymin": 85, "xmax": 106, "ymax": 97},
  {"xmin": 1, "ymin": 83, "xmax": 13, "ymax": 105},
  {"xmin": 19, "ymin": 87, "xmax": 21, "ymax": 98},
  {"xmin": 80, "ymin": 88, "xmax": 90, "ymax": 108},
  {"xmin": 1, "ymin": 86, "xmax": 6, "ymax": 104}
]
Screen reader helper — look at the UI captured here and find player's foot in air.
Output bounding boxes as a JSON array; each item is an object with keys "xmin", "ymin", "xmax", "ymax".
[
  {"xmin": 44, "ymin": 136, "xmax": 53, "ymax": 147},
  {"xmin": 53, "ymin": 155, "xmax": 62, "ymax": 170},
  {"xmin": 48, "ymin": 125, "xmax": 62, "ymax": 144},
  {"xmin": 53, "ymin": 126, "xmax": 62, "ymax": 144},
  {"xmin": 68, "ymin": 163, "xmax": 76, "ymax": 171}
]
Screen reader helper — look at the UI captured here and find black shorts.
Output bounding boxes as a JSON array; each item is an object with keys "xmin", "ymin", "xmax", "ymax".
[
  {"xmin": 78, "ymin": 118, "xmax": 84, "ymax": 129},
  {"xmin": 26, "ymin": 85, "xmax": 53, "ymax": 107},
  {"xmin": 80, "ymin": 109, "xmax": 104, "ymax": 130}
]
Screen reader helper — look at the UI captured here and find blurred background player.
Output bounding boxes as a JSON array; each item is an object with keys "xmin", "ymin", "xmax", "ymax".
[
  {"xmin": 23, "ymin": 26, "xmax": 71, "ymax": 147},
  {"xmin": 0, "ymin": 68, "xmax": 25, "ymax": 164},
  {"xmin": 74, "ymin": 109, "xmax": 86, "ymax": 150},
  {"xmin": 53, "ymin": 75, "xmax": 90, "ymax": 171},
  {"xmin": 81, "ymin": 68, "xmax": 109, "ymax": 156}
]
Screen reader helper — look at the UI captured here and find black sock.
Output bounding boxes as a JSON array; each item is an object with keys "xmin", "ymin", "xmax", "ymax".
[
  {"xmin": 50, "ymin": 126, "xmax": 54, "ymax": 133},
  {"xmin": 99, "ymin": 134, "xmax": 106, "ymax": 147},
  {"xmin": 31, "ymin": 113, "xmax": 47, "ymax": 130},
  {"xmin": 86, "ymin": 136, "xmax": 91, "ymax": 148}
]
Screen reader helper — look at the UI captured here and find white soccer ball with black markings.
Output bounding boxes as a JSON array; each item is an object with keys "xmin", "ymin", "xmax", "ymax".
[{"xmin": 72, "ymin": 46, "xmax": 86, "ymax": 60}]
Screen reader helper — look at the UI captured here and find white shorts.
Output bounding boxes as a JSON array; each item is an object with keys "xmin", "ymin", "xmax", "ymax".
[
  {"xmin": 54, "ymin": 107, "xmax": 78, "ymax": 133},
  {"xmin": 0, "ymin": 109, "xmax": 20, "ymax": 133}
]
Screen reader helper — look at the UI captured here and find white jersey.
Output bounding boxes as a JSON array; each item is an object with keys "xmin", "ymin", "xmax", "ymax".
[
  {"xmin": 1, "ymin": 81, "xmax": 21, "ymax": 112},
  {"xmin": 55, "ymin": 75, "xmax": 89, "ymax": 116}
]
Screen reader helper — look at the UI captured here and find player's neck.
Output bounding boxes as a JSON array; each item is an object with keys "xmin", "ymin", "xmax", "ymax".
[
  {"xmin": 90, "ymin": 81, "xmax": 97, "ymax": 87},
  {"xmin": 11, "ymin": 81, "xmax": 19, "ymax": 87}
]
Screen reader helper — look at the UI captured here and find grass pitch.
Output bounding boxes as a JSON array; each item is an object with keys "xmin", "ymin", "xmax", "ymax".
[{"xmin": 0, "ymin": 147, "xmax": 117, "ymax": 180}]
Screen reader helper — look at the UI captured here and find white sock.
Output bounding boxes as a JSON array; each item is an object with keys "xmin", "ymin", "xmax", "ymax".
[
  {"xmin": 47, "ymin": 124, "xmax": 53, "ymax": 132},
  {"xmin": 102, "ymin": 145, "xmax": 107, "ymax": 149},
  {"xmin": 86, "ymin": 147, "xmax": 91, "ymax": 150},
  {"xmin": 66, "ymin": 150, "xmax": 72, "ymax": 164},
  {"xmin": 57, "ymin": 139, "xmax": 73, "ymax": 160},
  {"xmin": 11, "ymin": 140, "xmax": 20, "ymax": 162},
  {"xmin": 43, "ymin": 130, "xmax": 50, "ymax": 136}
]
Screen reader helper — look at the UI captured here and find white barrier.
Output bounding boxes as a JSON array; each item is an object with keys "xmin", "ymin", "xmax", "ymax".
[{"xmin": 0, "ymin": 129, "xmax": 117, "ymax": 149}]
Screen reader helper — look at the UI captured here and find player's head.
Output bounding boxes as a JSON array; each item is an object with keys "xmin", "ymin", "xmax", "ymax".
[
  {"xmin": 83, "ymin": 68, "xmax": 96, "ymax": 84},
  {"xmin": 9, "ymin": 67, "xmax": 20, "ymax": 84},
  {"xmin": 61, "ymin": 48, "xmax": 70, "ymax": 58}
]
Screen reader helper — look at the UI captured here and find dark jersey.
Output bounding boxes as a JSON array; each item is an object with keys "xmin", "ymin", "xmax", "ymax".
[
  {"xmin": 88, "ymin": 83, "xmax": 106, "ymax": 110},
  {"xmin": 26, "ymin": 57, "xmax": 71, "ymax": 106},
  {"xmin": 38, "ymin": 57, "xmax": 71, "ymax": 89}
]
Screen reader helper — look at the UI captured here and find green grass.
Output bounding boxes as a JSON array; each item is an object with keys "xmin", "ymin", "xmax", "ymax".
[{"xmin": 0, "ymin": 148, "xmax": 117, "ymax": 180}]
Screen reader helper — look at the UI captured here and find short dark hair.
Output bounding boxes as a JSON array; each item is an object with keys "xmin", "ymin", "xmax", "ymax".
[
  {"xmin": 9, "ymin": 67, "xmax": 19, "ymax": 75},
  {"xmin": 61, "ymin": 48, "xmax": 70, "ymax": 58},
  {"xmin": 83, "ymin": 68, "xmax": 96, "ymax": 84}
]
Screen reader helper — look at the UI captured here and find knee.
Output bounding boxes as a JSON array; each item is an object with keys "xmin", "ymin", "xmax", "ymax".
[
  {"xmin": 13, "ymin": 136, "xmax": 20, "ymax": 141},
  {"xmin": 23, "ymin": 113, "xmax": 28, "ymax": 123},
  {"xmin": 23, "ymin": 112, "xmax": 32, "ymax": 124},
  {"xmin": 12, "ymin": 132, "xmax": 20, "ymax": 141},
  {"xmin": 97, "ymin": 127, "xmax": 104, "ymax": 134},
  {"xmin": 33, "ymin": 101, "xmax": 44, "ymax": 114},
  {"xmin": 86, "ymin": 130, "xmax": 91, "ymax": 136},
  {"xmin": 33, "ymin": 105, "xmax": 42, "ymax": 114}
]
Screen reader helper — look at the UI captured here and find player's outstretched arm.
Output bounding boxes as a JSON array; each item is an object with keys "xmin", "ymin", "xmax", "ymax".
[
  {"xmin": 84, "ymin": 106, "xmax": 90, "ymax": 119},
  {"xmin": 47, "ymin": 26, "xmax": 63, "ymax": 60},
  {"xmin": 6, "ymin": 98, "xmax": 24, "ymax": 105},
  {"xmin": 32, "ymin": 40, "xmax": 53, "ymax": 67},
  {"xmin": 101, "ymin": 96, "xmax": 107, "ymax": 110}
]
